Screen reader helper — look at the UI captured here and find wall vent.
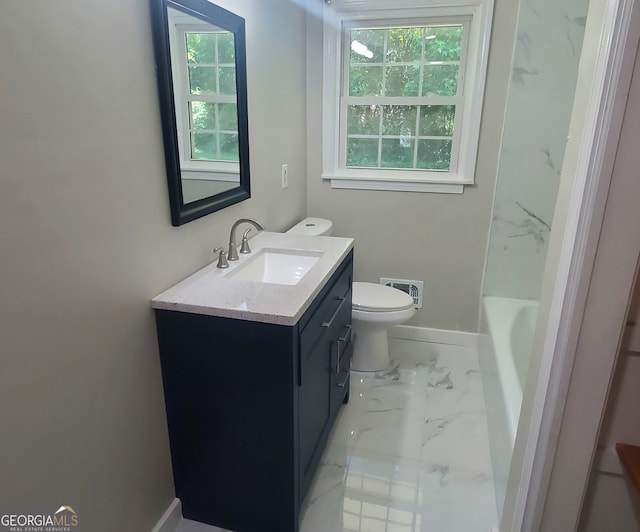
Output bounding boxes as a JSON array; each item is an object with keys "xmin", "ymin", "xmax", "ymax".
[{"xmin": 380, "ymin": 278, "xmax": 423, "ymax": 309}]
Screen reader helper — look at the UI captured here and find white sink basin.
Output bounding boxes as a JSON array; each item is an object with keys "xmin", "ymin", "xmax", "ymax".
[{"xmin": 225, "ymin": 248, "xmax": 322, "ymax": 285}]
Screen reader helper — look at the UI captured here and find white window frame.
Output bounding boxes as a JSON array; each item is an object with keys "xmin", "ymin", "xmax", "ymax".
[
  {"xmin": 322, "ymin": 0, "xmax": 494, "ymax": 193},
  {"xmin": 340, "ymin": 17, "xmax": 470, "ymax": 175},
  {"xmin": 167, "ymin": 10, "xmax": 239, "ymax": 183}
]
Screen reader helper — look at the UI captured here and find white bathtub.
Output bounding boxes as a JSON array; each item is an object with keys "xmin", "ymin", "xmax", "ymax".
[
  {"xmin": 482, "ymin": 296, "xmax": 538, "ymax": 447},
  {"xmin": 479, "ymin": 296, "xmax": 538, "ymax": 520}
]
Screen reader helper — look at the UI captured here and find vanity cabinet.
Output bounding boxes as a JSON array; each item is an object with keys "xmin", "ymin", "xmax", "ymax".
[
  {"xmin": 298, "ymin": 254, "xmax": 353, "ymax": 500},
  {"xmin": 154, "ymin": 251, "xmax": 353, "ymax": 532}
]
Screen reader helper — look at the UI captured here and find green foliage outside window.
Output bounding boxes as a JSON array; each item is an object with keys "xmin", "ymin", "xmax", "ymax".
[
  {"xmin": 184, "ymin": 31, "xmax": 238, "ymax": 162},
  {"xmin": 346, "ymin": 24, "xmax": 463, "ymax": 171}
]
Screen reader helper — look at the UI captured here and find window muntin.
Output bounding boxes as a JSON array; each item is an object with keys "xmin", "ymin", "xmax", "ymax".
[
  {"xmin": 323, "ymin": 0, "xmax": 493, "ymax": 192},
  {"xmin": 340, "ymin": 20, "xmax": 469, "ymax": 173},
  {"xmin": 177, "ymin": 28, "xmax": 239, "ymax": 166}
]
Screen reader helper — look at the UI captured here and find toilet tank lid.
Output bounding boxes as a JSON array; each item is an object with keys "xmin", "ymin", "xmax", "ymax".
[
  {"xmin": 286, "ymin": 217, "xmax": 333, "ymax": 236},
  {"xmin": 352, "ymin": 282, "xmax": 415, "ymax": 312}
]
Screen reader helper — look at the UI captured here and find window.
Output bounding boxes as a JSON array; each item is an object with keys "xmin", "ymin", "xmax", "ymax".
[
  {"xmin": 344, "ymin": 22, "xmax": 466, "ymax": 171},
  {"xmin": 322, "ymin": 0, "xmax": 494, "ymax": 193},
  {"xmin": 179, "ymin": 29, "xmax": 238, "ymax": 163},
  {"xmin": 168, "ymin": 11, "xmax": 239, "ymax": 180}
]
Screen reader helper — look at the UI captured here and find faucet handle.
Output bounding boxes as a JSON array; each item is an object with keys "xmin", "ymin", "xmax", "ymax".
[
  {"xmin": 239, "ymin": 228, "xmax": 252, "ymax": 254},
  {"xmin": 213, "ymin": 247, "xmax": 229, "ymax": 269}
]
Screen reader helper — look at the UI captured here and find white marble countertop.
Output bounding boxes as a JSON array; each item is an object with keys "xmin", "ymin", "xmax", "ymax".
[{"xmin": 151, "ymin": 231, "xmax": 354, "ymax": 325}]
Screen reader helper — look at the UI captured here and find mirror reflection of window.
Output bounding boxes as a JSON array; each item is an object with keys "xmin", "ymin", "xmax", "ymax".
[
  {"xmin": 167, "ymin": 7, "xmax": 241, "ymax": 204},
  {"xmin": 183, "ymin": 30, "xmax": 239, "ymax": 163}
]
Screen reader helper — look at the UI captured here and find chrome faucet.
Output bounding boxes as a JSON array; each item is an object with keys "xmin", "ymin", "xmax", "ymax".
[{"xmin": 227, "ymin": 218, "xmax": 265, "ymax": 260}]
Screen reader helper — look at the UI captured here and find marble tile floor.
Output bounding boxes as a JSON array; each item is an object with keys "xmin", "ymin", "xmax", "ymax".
[{"xmin": 176, "ymin": 338, "xmax": 498, "ymax": 532}]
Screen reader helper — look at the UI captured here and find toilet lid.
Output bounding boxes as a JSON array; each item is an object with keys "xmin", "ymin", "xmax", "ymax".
[{"xmin": 352, "ymin": 282, "xmax": 415, "ymax": 312}]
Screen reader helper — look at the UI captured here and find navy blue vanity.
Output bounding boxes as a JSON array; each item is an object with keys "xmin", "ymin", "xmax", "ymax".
[{"xmin": 153, "ymin": 233, "xmax": 353, "ymax": 532}]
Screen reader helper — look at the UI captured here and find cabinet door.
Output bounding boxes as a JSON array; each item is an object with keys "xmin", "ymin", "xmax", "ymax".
[
  {"xmin": 298, "ymin": 254, "xmax": 353, "ymax": 502},
  {"xmin": 298, "ymin": 327, "xmax": 332, "ymax": 498}
]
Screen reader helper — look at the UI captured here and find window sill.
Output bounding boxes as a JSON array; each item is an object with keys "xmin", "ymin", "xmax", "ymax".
[
  {"xmin": 181, "ymin": 169, "xmax": 239, "ymax": 182},
  {"xmin": 323, "ymin": 174, "xmax": 472, "ymax": 194}
]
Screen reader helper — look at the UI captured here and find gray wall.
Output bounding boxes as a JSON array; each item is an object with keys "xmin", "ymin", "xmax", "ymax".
[
  {"xmin": 306, "ymin": 0, "xmax": 519, "ymax": 332},
  {"xmin": 0, "ymin": 0, "xmax": 307, "ymax": 530}
]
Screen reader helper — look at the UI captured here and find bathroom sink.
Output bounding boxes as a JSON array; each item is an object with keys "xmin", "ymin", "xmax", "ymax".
[{"xmin": 225, "ymin": 248, "xmax": 322, "ymax": 285}]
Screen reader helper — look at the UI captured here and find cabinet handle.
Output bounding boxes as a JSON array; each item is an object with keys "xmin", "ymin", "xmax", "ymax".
[
  {"xmin": 337, "ymin": 370, "xmax": 350, "ymax": 388},
  {"xmin": 322, "ymin": 296, "xmax": 346, "ymax": 328},
  {"xmin": 338, "ymin": 324, "xmax": 352, "ymax": 343},
  {"xmin": 336, "ymin": 325, "xmax": 353, "ymax": 373}
]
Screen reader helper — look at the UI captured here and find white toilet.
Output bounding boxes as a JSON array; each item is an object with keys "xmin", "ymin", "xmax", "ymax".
[{"xmin": 287, "ymin": 218, "xmax": 416, "ymax": 372}]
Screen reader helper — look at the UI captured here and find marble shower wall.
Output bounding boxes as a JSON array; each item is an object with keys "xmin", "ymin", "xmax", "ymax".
[{"xmin": 483, "ymin": 0, "xmax": 589, "ymax": 299}]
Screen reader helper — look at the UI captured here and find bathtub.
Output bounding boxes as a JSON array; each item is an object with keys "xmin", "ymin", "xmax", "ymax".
[
  {"xmin": 479, "ymin": 296, "xmax": 538, "ymax": 518},
  {"xmin": 483, "ymin": 296, "xmax": 538, "ymax": 446}
]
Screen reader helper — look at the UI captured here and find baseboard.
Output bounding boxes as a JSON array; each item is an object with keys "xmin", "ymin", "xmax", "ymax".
[
  {"xmin": 151, "ymin": 498, "xmax": 182, "ymax": 532},
  {"xmin": 392, "ymin": 325, "xmax": 479, "ymax": 347}
]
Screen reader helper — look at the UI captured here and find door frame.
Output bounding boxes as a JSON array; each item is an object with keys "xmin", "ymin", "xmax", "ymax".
[{"xmin": 503, "ymin": 0, "xmax": 640, "ymax": 530}]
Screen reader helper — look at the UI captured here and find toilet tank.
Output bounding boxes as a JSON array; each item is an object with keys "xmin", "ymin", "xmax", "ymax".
[{"xmin": 286, "ymin": 217, "xmax": 333, "ymax": 236}]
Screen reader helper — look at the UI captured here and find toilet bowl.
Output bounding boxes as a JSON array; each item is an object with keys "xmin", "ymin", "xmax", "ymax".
[
  {"xmin": 351, "ymin": 282, "xmax": 415, "ymax": 372},
  {"xmin": 286, "ymin": 218, "xmax": 416, "ymax": 372}
]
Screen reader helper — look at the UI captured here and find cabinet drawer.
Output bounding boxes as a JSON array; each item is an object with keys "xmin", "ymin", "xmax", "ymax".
[{"xmin": 300, "ymin": 257, "xmax": 352, "ymax": 355}]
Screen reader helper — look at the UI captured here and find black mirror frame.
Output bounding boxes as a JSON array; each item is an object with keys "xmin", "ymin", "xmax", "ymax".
[{"xmin": 150, "ymin": 0, "xmax": 251, "ymax": 226}]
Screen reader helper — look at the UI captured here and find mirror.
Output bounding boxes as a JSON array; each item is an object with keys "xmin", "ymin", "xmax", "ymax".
[{"xmin": 150, "ymin": 0, "xmax": 250, "ymax": 226}]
